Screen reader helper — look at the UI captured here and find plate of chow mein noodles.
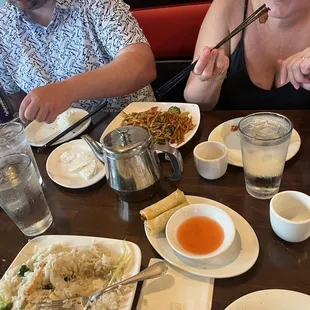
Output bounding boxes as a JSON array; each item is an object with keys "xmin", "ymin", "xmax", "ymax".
[{"xmin": 101, "ymin": 102, "xmax": 200, "ymax": 149}]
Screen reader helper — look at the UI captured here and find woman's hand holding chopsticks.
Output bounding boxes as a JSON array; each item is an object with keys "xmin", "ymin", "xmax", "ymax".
[{"xmin": 192, "ymin": 47, "xmax": 229, "ymax": 82}]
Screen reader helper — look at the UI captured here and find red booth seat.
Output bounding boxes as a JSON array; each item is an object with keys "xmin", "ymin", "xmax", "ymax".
[{"xmin": 132, "ymin": 3, "xmax": 211, "ymax": 59}]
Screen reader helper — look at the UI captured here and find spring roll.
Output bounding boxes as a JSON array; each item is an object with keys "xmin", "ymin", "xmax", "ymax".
[
  {"xmin": 145, "ymin": 201, "xmax": 188, "ymax": 236},
  {"xmin": 140, "ymin": 189, "xmax": 186, "ymax": 221}
]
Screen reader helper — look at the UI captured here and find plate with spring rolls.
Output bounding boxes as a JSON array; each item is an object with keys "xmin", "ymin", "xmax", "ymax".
[
  {"xmin": 140, "ymin": 190, "xmax": 259, "ymax": 278},
  {"xmin": 101, "ymin": 102, "xmax": 200, "ymax": 149}
]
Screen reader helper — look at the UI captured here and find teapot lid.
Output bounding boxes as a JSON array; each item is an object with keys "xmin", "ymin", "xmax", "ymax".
[{"xmin": 102, "ymin": 125, "xmax": 150, "ymax": 155}]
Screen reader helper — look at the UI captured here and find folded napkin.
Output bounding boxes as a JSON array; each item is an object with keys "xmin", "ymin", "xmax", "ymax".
[{"xmin": 136, "ymin": 259, "xmax": 214, "ymax": 310}]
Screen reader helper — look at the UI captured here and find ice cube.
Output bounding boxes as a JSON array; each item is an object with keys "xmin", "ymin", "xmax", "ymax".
[{"xmin": 244, "ymin": 119, "xmax": 288, "ymax": 140}]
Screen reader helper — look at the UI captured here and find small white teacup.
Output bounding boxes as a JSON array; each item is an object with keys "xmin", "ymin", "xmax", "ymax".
[
  {"xmin": 194, "ymin": 141, "xmax": 228, "ymax": 180},
  {"xmin": 270, "ymin": 191, "xmax": 310, "ymax": 243}
]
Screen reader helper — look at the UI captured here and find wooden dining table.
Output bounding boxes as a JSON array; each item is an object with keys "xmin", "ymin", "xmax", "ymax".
[{"xmin": 0, "ymin": 109, "xmax": 309, "ymax": 309}]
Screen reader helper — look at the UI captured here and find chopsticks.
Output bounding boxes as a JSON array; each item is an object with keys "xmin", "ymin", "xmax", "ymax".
[
  {"xmin": 155, "ymin": 4, "xmax": 270, "ymax": 100},
  {"xmin": 36, "ymin": 102, "xmax": 107, "ymax": 153}
]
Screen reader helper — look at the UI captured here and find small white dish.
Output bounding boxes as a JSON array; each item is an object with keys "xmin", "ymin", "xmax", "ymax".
[
  {"xmin": 225, "ymin": 289, "xmax": 310, "ymax": 310},
  {"xmin": 145, "ymin": 195, "xmax": 259, "ymax": 278},
  {"xmin": 136, "ymin": 258, "xmax": 214, "ymax": 310},
  {"xmin": 270, "ymin": 191, "xmax": 310, "ymax": 243},
  {"xmin": 194, "ymin": 141, "xmax": 228, "ymax": 180},
  {"xmin": 101, "ymin": 102, "xmax": 200, "ymax": 150},
  {"xmin": 1, "ymin": 235, "xmax": 141, "ymax": 310},
  {"xmin": 46, "ymin": 139, "xmax": 105, "ymax": 189},
  {"xmin": 25, "ymin": 107, "xmax": 91, "ymax": 147},
  {"xmin": 208, "ymin": 117, "xmax": 301, "ymax": 167},
  {"xmin": 166, "ymin": 204, "xmax": 235, "ymax": 260}
]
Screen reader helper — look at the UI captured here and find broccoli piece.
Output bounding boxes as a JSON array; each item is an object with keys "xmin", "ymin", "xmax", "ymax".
[
  {"xmin": 18, "ymin": 265, "xmax": 30, "ymax": 277},
  {"xmin": 164, "ymin": 127, "xmax": 174, "ymax": 135},
  {"xmin": 0, "ymin": 301, "xmax": 13, "ymax": 310},
  {"xmin": 168, "ymin": 106, "xmax": 181, "ymax": 114},
  {"xmin": 0, "ymin": 297, "xmax": 13, "ymax": 310},
  {"xmin": 154, "ymin": 138, "xmax": 166, "ymax": 144}
]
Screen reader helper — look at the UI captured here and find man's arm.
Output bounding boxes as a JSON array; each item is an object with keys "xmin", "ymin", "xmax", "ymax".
[
  {"xmin": 65, "ymin": 43, "xmax": 156, "ymax": 101},
  {"xmin": 19, "ymin": 43, "xmax": 156, "ymax": 123}
]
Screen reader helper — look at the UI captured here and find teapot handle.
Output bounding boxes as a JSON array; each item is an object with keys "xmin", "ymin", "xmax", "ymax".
[{"xmin": 153, "ymin": 143, "xmax": 183, "ymax": 181}]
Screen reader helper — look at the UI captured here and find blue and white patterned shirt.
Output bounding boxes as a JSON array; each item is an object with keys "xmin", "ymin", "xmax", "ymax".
[{"xmin": 0, "ymin": 0, "xmax": 156, "ymax": 112}]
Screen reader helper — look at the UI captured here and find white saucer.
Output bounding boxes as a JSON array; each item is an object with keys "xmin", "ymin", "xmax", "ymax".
[
  {"xmin": 208, "ymin": 117, "xmax": 301, "ymax": 167},
  {"xmin": 225, "ymin": 289, "xmax": 310, "ymax": 309},
  {"xmin": 46, "ymin": 139, "xmax": 105, "ymax": 189},
  {"xmin": 145, "ymin": 195, "xmax": 259, "ymax": 278},
  {"xmin": 25, "ymin": 107, "xmax": 91, "ymax": 147}
]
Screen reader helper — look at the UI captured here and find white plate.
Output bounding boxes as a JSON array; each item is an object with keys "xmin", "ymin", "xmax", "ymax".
[
  {"xmin": 101, "ymin": 102, "xmax": 200, "ymax": 149},
  {"xmin": 1, "ymin": 235, "xmax": 141, "ymax": 310},
  {"xmin": 25, "ymin": 107, "xmax": 91, "ymax": 147},
  {"xmin": 46, "ymin": 139, "xmax": 105, "ymax": 189},
  {"xmin": 225, "ymin": 289, "xmax": 310, "ymax": 309},
  {"xmin": 145, "ymin": 195, "xmax": 259, "ymax": 279},
  {"xmin": 136, "ymin": 258, "xmax": 214, "ymax": 310},
  {"xmin": 208, "ymin": 117, "xmax": 301, "ymax": 167}
]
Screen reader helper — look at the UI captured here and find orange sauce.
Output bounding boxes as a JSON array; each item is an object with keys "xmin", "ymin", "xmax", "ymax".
[{"xmin": 177, "ymin": 216, "xmax": 224, "ymax": 254}]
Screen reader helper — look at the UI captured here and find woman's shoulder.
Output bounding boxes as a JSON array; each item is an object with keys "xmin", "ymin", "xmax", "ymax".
[
  {"xmin": 199, "ymin": 0, "xmax": 246, "ymax": 38},
  {"xmin": 208, "ymin": 0, "xmax": 246, "ymax": 25},
  {"xmin": 209, "ymin": 0, "xmax": 250, "ymax": 37}
]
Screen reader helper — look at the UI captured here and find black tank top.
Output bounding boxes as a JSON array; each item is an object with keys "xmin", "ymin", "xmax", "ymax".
[{"xmin": 216, "ymin": 0, "xmax": 310, "ymax": 110}]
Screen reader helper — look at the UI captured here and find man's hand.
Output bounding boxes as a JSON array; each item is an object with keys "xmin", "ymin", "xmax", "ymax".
[
  {"xmin": 278, "ymin": 47, "xmax": 310, "ymax": 91},
  {"xmin": 19, "ymin": 81, "xmax": 74, "ymax": 123}
]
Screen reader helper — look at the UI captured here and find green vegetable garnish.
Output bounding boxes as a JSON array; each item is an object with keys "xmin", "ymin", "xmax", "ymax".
[
  {"xmin": 0, "ymin": 302, "xmax": 13, "ymax": 310},
  {"xmin": 168, "ymin": 106, "xmax": 181, "ymax": 114},
  {"xmin": 154, "ymin": 138, "xmax": 166, "ymax": 144},
  {"xmin": 109, "ymin": 242, "xmax": 131, "ymax": 285},
  {"xmin": 0, "ymin": 296, "xmax": 13, "ymax": 310},
  {"xmin": 164, "ymin": 127, "xmax": 174, "ymax": 135},
  {"xmin": 19, "ymin": 265, "xmax": 30, "ymax": 277}
]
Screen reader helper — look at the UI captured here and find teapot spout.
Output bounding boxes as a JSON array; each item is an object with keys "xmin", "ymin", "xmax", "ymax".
[{"xmin": 81, "ymin": 134, "xmax": 105, "ymax": 164}]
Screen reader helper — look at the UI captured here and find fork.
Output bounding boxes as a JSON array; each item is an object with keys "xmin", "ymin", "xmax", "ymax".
[{"xmin": 37, "ymin": 261, "xmax": 168, "ymax": 310}]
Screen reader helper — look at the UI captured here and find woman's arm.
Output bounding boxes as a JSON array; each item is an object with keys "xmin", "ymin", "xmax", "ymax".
[{"xmin": 184, "ymin": 0, "xmax": 231, "ymax": 110}]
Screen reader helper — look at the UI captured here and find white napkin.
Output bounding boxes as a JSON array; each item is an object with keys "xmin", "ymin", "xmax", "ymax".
[{"xmin": 136, "ymin": 258, "xmax": 214, "ymax": 310}]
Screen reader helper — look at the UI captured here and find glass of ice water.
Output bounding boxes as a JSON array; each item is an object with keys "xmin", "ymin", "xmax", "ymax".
[
  {"xmin": 0, "ymin": 154, "xmax": 53, "ymax": 236},
  {"xmin": 239, "ymin": 112, "xmax": 293, "ymax": 199},
  {"xmin": 0, "ymin": 122, "xmax": 42, "ymax": 184}
]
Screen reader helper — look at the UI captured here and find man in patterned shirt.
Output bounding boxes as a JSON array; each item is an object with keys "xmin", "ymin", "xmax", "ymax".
[{"xmin": 0, "ymin": 0, "xmax": 156, "ymax": 123}]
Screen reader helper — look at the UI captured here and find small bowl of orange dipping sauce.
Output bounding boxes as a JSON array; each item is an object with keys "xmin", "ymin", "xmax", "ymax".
[{"xmin": 166, "ymin": 204, "xmax": 236, "ymax": 260}]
